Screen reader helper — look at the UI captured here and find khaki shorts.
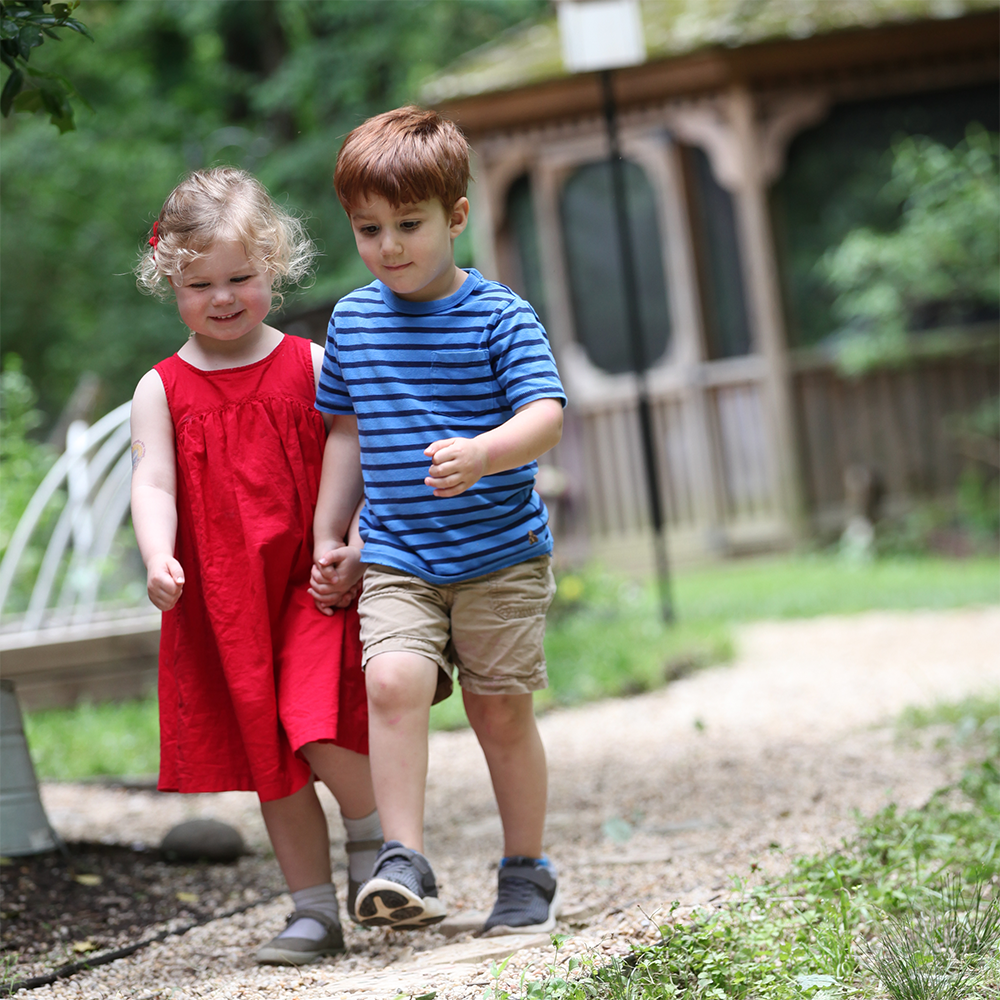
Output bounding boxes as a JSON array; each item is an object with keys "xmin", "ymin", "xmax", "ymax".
[{"xmin": 357, "ymin": 556, "xmax": 556, "ymax": 701}]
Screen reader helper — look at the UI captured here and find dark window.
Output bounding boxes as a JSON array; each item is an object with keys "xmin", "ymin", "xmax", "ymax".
[
  {"xmin": 559, "ymin": 160, "xmax": 671, "ymax": 375},
  {"xmin": 771, "ymin": 84, "xmax": 999, "ymax": 348},
  {"xmin": 503, "ymin": 175, "xmax": 548, "ymax": 326},
  {"xmin": 682, "ymin": 144, "xmax": 752, "ymax": 359}
]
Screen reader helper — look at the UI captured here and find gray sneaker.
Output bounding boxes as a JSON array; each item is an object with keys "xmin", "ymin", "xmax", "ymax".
[
  {"xmin": 481, "ymin": 857, "xmax": 560, "ymax": 936},
  {"xmin": 255, "ymin": 908, "xmax": 345, "ymax": 965},
  {"xmin": 354, "ymin": 840, "xmax": 447, "ymax": 928}
]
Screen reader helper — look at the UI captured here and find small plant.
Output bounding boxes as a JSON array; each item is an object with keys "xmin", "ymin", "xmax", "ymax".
[
  {"xmin": 514, "ymin": 934, "xmax": 588, "ymax": 1000},
  {"xmin": 859, "ymin": 878, "xmax": 1000, "ymax": 1000},
  {"xmin": 485, "ymin": 953, "xmax": 517, "ymax": 1000},
  {"xmin": 0, "ymin": 952, "xmax": 18, "ymax": 994}
]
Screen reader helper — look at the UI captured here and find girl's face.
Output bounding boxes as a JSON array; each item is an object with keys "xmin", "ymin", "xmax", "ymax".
[{"xmin": 171, "ymin": 240, "xmax": 273, "ymax": 344}]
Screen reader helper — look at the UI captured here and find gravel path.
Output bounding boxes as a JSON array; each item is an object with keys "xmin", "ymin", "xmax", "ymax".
[{"xmin": 21, "ymin": 605, "xmax": 1000, "ymax": 999}]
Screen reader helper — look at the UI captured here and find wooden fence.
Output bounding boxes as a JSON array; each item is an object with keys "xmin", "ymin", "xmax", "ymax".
[
  {"xmin": 547, "ymin": 337, "xmax": 998, "ymax": 567},
  {"xmin": 793, "ymin": 343, "xmax": 999, "ymax": 531}
]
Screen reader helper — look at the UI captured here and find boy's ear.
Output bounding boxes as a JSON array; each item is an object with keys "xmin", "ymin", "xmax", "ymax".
[{"xmin": 449, "ymin": 197, "xmax": 470, "ymax": 238}]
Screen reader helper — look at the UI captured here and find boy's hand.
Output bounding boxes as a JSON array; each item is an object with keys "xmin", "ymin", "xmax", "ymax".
[
  {"xmin": 424, "ymin": 437, "xmax": 489, "ymax": 497},
  {"xmin": 147, "ymin": 554, "xmax": 184, "ymax": 611},
  {"xmin": 309, "ymin": 544, "xmax": 364, "ymax": 615}
]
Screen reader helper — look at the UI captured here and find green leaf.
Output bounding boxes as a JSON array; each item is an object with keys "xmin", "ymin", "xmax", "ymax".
[
  {"xmin": 16, "ymin": 23, "xmax": 42, "ymax": 60},
  {"xmin": 11, "ymin": 84, "xmax": 41, "ymax": 112},
  {"xmin": 58, "ymin": 16, "xmax": 92, "ymax": 41},
  {"xmin": 0, "ymin": 64, "xmax": 22, "ymax": 115}
]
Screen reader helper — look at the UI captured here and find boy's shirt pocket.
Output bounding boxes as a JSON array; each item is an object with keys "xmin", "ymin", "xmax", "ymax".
[{"xmin": 430, "ymin": 349, "xmax": 500, "ymax": 420}]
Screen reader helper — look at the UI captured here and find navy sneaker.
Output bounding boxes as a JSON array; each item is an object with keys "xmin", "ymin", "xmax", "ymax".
[
  {"xmin": 354, "ymin": 840, "xmax": 447, "ymax": 929},
  {"xmin": 481, "ymin": 856, "xmax": 561, "ymax": 936}
]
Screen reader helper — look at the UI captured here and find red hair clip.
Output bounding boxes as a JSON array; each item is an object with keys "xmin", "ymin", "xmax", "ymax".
[{"xmin": 148, "ymin": 220, "xmax": 160, "ymax": 250}]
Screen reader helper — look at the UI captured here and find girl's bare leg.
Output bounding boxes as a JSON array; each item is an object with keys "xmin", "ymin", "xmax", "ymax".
[{"xmin": 259, "ymin": 781, "xmax": 331, "ymax": 893}]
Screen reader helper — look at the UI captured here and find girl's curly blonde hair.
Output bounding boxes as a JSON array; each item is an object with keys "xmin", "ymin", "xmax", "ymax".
[{"xmin": 136, "ymin": 167, "xmax": 316, "ymax": 308}]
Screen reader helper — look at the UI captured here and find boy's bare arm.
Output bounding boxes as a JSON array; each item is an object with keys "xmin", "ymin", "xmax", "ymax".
[
  {"xmin": 130, "ymin": 370, "xmax": 185, "ymax": 611},
  {"xmin": 424, "ymin": 397, "xmax": 564, "ymax": 498},
  {"xmin": 313, "ymin": 414, "xmax": 364, "ymax": 558},
  {"xmin": 309, "ymin": 495, "xmax": 365, "ymax": 611}
]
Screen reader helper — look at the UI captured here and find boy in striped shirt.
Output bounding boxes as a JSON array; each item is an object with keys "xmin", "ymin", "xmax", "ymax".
[{"xmin": 310, "ymin": 105, "xmax": 566, "ymax": 936}]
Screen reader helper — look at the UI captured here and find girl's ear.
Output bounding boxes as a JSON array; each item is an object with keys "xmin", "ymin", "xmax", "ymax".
[{"xmin": 449, "ymin": 197, "xmax": 470, "ymax": 238}]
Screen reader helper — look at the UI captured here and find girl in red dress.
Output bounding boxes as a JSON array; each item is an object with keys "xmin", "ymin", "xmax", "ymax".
[{"xmin": 130, "ymin": 167, "xmax": 378, "ymax": 966}]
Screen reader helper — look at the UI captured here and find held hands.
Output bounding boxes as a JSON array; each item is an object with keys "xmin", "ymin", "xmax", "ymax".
[
  {"xmin": 309, "ymin": 543, "xmax": 364, "ymax": 615},
  {"xmin": 147, "ymin": 554, "xmax": 185, "ymax": 611},
  {"xmin": 424, "ymin": 436, "xmax": 489, "ymax": 498}
]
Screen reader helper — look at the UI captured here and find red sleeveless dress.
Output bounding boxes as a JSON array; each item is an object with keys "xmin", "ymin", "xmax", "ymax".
[{"xmin": 154, "ymin": 335, "xmax": 368, "ymax": 802}]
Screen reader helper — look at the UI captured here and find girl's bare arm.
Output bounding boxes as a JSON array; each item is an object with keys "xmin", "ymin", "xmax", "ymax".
[{"xmin": 130, "ymin": 369, "xmax": 185, "ymax": 611}]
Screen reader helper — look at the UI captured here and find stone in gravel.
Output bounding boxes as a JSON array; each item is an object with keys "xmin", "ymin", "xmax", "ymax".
[
  {"xmin": 160, "ymin": 818, "xmax": 246, "ymax": 862},
  {"xmin": 438, "ymin": 910, "xmax": 488, "ymax": 938}
]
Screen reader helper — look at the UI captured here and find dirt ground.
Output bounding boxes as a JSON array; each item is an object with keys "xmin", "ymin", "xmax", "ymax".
[{"xmin": 5, "ymin": 605, "xmax": 1000, "ymax": 999}]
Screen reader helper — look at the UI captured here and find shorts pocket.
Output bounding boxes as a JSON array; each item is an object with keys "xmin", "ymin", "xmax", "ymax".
[{"xmin": 487, "ymin": 556, "xmax": 555, "ymax": 620}]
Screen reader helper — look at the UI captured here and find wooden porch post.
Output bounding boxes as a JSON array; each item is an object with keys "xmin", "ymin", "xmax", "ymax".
[{"xmin": 725, "ymin": 84, "xmax": 805, "ymax": 539}]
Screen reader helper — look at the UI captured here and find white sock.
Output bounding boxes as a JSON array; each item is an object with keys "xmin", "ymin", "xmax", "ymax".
[
  {"xmin": 342, "ymin": 809, "xmax": 383, "ymax": 883},
  {"xmin": 278, "ymin": 882, "xmax": 338, "ymax": 942}
]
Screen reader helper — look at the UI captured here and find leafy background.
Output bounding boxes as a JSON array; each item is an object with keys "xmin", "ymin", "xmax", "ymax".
[{"xmin": 0, "ymin": 0, "xmax": 547, "ymax": 422}]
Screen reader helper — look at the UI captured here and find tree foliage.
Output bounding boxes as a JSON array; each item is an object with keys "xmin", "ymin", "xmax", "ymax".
[
  {"xmin": 0, "ymin": 0, "xmax": 92, "ymax": 131},
  {"xmin": 0, "ymin": 0, "xmax": 546, "ymax": 421},
  {"xmin": 820, "ymin": 126, "xmax": 999, "ymax": 374},
  {"xmin": 0, "ymin": 356, "xmax": 55, "ymax": 556}
]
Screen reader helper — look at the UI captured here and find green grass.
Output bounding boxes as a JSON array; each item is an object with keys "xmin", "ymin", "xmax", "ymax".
[
  {"xmin": 671, "ymin": 552, "xmax": 999, "ymax": 621},
  {"xmin": 24, "ymin": 697, "xmax": 160, "ymax": 781},
  {"xmin": 23, "ymin": 552, "xmax": 1000, "ymax": 778},
  {"xmin": 485, "ymin": 697, "xmax": 1000, "ymax": 1000}
]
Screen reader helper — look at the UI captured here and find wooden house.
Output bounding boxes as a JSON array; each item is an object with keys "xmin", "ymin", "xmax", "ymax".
[{"xmin": 418, "ymin": 0, "xmax": 999, "ymax": 568}]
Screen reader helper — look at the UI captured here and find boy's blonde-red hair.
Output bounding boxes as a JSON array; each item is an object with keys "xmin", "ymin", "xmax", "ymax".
[{"xmin": 334, "ymin": 106, "xmax": 470, "ymax": 213}]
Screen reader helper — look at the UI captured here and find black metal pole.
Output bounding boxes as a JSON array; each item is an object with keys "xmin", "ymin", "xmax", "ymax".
[{"xmin": 601, "ymin": 69, "xmax": 674, "ymax": 622}]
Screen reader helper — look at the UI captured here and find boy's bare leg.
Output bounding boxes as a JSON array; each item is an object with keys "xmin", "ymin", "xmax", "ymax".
[
  {"xmin": 464, "ymin": 691, "xmax": 558, "ymax": 936},
  {"xmin": 260, "ymin": 781, "xmax": 332, "ymax": 892},
  {"xmin": 353, "ymin": 651, "xmax": 447, "ymax": 929},
  {"xmin": 463, "ymin": 691, "xmax": 546, "ymax": 859},
  {"xmin": 365, "ymin": 650, "xmax": 439, "ymax": 852}
]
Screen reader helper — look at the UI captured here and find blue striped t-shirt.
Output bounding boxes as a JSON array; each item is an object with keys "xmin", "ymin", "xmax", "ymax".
[{"xmin": 315, "ymin": 269, "xmax": 566, "ymax": 583}]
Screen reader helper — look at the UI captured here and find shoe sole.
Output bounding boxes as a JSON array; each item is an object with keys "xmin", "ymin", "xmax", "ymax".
[
  {"xmin": 480, "ymin": 886, "xmax": 561, "ymax": 938},
  {"xmin": 355, "ymin": 877, "xmax": 447, "ymax": 928},
  {"xmin": 255, "ymin": 942, "xmax": 345, "ymax": 965}
]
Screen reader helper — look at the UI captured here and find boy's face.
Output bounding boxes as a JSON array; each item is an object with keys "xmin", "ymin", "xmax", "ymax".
[{"xmin": 348, "ymin": 195, "xmax": 470, "ymax": 302}]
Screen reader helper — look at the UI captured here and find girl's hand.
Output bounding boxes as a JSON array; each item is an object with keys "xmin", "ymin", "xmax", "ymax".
[
  {"xmin": 309, "ymin": 544, "xmax": 363, "ymax": 615},
  {"xmin": 147, "ymin": 554, "xmax": 185, "ymax": 611},
  {"xmin": 424, "ymin": 436, "xmax": 489, "ymax": 497}
]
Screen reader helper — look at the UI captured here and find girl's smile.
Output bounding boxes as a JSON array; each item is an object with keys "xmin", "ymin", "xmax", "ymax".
[{"xmin": 171, "ymin": 240, "xmax": 273, "ymax": 347}]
